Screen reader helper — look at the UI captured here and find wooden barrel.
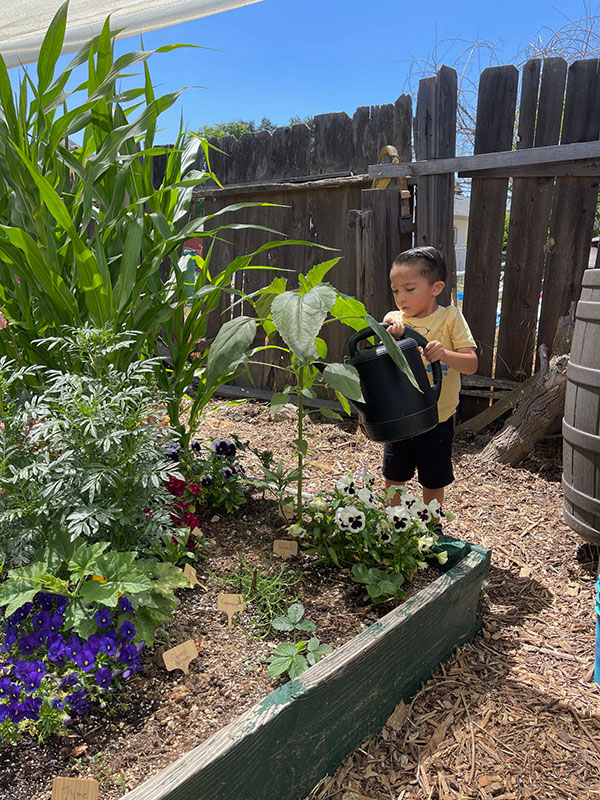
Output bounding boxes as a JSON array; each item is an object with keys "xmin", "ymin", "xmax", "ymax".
[{"xmin": 563, "ymin": 269, "xmax": 600, "ymax": 544}]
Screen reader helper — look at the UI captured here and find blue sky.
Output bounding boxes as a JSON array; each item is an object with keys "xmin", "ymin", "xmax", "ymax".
[{"xmin": 10, "ymin": 0, "xmax": 595, "ymax": 142}]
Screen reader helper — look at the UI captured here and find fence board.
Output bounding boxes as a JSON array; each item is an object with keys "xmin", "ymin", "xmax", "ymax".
[
  {"xmin": 495, "ymin": 58, "xmax": 567, "ymax": 379},
  {"xmin": 414, "ymin": 67, "xmax": 457, "ymax": 305},
  {"xmin": 462, "ymin": 66, "xmax": 519, "ymax": 383},
  {"xmin": 538, "ymin": 58, "xmax": 600, "ymax": 353}
]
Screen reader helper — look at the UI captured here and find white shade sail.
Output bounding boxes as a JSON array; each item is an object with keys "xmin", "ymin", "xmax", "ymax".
[{"xmin": 0, "ymin": 0, "xmax": 262, "ymax": 68}]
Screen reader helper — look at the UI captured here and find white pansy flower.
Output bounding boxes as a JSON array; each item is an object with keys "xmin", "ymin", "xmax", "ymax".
[
  {"xmin": 354, "ymin": 468, "xmax": 376, "ymax": 488},
  {"xmin": 336, "ymin": 473, "xmax": 357, "ymax": 497},
  {"xmin": 417, "ymin": 534, "xmax": 435, "ymax": 553},
  {"xmin": 412, "ymin": 501, "xmax": 432, "ymax": 525},
  {"xmin": 386, "ymin": 505, "xmax": 411, "ymax": 532},
  {"xmin": 357, "ymin": 487, "xmax": 377, "ymax": 508},
  {"xmin": 335, "ymin": 505, "xmax": 365, "ymax": 532},
  {"xmin": 435, "ymin": 550, "xmax": 449, "ymax": 565},
  {"xmin": 427, "ymin": 498, "xmax": 443, "ymax": 519},
  {"xmin": 401, "ymin": 492, "xmax": 418, "ymax": 510},
  {"xmin": 385, "ymin": 484, "xmax": 407, "ymax": 501}
]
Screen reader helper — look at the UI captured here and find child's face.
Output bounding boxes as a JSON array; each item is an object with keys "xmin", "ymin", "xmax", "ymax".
[{"xmin": 390, "ymin": 261, "xmax": 444, "ymax": 319}]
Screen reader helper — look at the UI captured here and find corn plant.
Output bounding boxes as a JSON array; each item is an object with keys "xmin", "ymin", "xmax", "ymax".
[{"xmin": 0, "ymin": 3, "xmax": 308, "ymax": 443}]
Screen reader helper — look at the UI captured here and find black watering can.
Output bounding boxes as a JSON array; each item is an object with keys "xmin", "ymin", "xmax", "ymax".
[{"xmin": 346, "ymin": 324, "xmax": 442, "ymax": 442}]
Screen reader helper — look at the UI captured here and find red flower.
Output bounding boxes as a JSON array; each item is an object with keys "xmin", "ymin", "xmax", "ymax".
[
  {"xmin": 188, "ymin": 483, "xmax": 201, "ymax": 495},
  {"xmin": 182, "ymin": 512, "xmax": 200, "ymax": 528},
  {"xmin": 166, "ymin": 477, "xmax": 186, "ymax": 496}
]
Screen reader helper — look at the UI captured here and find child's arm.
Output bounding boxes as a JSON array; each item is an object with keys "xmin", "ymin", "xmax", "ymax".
[{"xmin": 424, "ymin": 342, "xmax": 478, "ymax": 375}]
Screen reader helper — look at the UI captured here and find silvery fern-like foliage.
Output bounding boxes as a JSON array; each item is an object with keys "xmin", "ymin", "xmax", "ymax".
[{"xmin": 0, "ymin": 327, "xmax": 182, "ymax": 566}]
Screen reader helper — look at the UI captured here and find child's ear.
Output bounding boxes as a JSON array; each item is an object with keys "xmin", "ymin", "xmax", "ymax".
[{"xmin": 432, "ymin": 280, "xmax": 445, "ymax": 297}]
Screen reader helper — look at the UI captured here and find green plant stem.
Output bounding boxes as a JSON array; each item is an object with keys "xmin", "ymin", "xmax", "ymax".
[{"xmin": 297, "ymin": 367, "xmax": 304, "ymax": 525}]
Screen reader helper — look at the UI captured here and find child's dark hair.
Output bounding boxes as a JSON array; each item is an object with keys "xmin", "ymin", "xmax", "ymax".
[{"xmin": 392, "ymin": 246, "xmax": 447, "ymax": 284}]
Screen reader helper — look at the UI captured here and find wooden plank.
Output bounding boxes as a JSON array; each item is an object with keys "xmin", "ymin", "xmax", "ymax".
[
  {"xmin": 456, "ymin": 373, "xmax": 537, "ymax": 433},
  {"xmin": 360, "ymin": 186, "xmax": 412, "ymax": 322},
  {"xmin": 352, "ymin": 98, "xmax": 407, "ymax": 174},
  {"xmin": 461, "ymin": 374, "xmax": 519, "ymax": 390},
  {"xmin": 193, "ymin": 175, "xmax": 372, "ymax": 198},
  {"xmin": 119, "ymin": 546, "xmax": 490, "ymax": 800},
  {"xmin": 495, "ymin": 58, "xmax": 567, "ymax": 379},
  {"xmin": 368, "ymin": 138, "xmax": 600, "ymax": 178},
  {"xmin": 459, "ymin": 160, "xmax": 600, "ymax": 178},
  {"xmin": 312, "ymin": 111, "xmax": 354, "ymax": 174},
  {"xmin": 462, "ymin": 66, "xmax": 518, "ymax": 387},
  {"xmin": 538, "ymin": 58, "xmax": 600, "ymax": 353},
  {"xmin": 213, "ymin": 382, "xmax": 357, "ymax": 416},
  {"xmin": 414, "ymin": 67, "xmax": 457, "ymax": 305},
  {"xmin": 435, "ymin": 66, "xmax": 457, "ymax": 304},
  {"xmin": 414, "ymin": 76, "xmax": 436, "ymax": 255}
]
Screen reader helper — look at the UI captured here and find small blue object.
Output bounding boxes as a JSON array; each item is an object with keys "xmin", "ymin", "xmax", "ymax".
[{"xmin": 595, "ymin": 575, "xmax": 600, "ymax": 685}]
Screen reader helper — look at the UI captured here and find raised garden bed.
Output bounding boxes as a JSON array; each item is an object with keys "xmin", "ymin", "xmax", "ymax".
[{"xmin": 119, "ymin": 535, "xmax": 490, "ymax": 800}]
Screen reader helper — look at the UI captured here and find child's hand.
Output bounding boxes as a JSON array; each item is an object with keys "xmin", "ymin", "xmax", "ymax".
[
  {"xmin": 382, "ymin": 314, "xmax": 405, "ymax": 339},
  {"xmin": 424, "ymin": 340, "xmax": 445, "ymax": 363}
]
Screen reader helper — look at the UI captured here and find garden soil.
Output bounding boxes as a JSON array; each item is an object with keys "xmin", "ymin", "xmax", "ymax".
[{"xmin": 2, "ymin": 398, "xmax": 599, "ymax": 800}]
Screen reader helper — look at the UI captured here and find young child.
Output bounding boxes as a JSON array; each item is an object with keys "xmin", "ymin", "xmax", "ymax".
[{"xmin": 382, "ymin": 246, "xmax": 477, "ymax": 507}]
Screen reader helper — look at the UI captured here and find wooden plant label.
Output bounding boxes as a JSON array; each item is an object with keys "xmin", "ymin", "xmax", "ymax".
[
  {"xmin": 162, "ymin": 639, "xmax": 198, "ymax": 675},
  {"xmin": 183, "ymin": 563, "xmax": 200, "ymax": 588},
  {"xmin": 281, "ymin": 504, "xmax": 295, "ymax": 520},
  {"xmin": 52, "ymin": 777, "xmax": 99, "ymax": 800},
  {"xmin": 273, "ymin": 539, "xmax": 298, "ymax": 559},
  {"xmin": 217, "ymin": 593, "xmax": 244, "ymax": 629}
]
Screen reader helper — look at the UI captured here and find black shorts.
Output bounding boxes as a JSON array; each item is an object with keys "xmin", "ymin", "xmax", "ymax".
[{"xmin": 383, "ymin": 417, "xmax": 455, "ymax": 489}]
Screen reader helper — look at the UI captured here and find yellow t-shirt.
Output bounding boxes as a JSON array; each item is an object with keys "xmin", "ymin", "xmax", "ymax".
[{"xmin": 386, "ymin": 305, "xmax": 476, "ymax": 423}]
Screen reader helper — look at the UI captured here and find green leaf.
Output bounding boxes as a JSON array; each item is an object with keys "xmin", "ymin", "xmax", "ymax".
[
  {"xmin": 45, "ymin": 529, "xmax": 76, "ymax": 570},
  {"xmin": 62, "ymin": 597, "xmax": 91, "ymax": 635},
  {"xmin": 365, "ymin": 315, "xmax": 421, "ymax": 392},
  {"xmin": 321, "ymin": 363, "xmax": 364, "ymax": 403},
  {"xmin": 68, "ymin": 542, "xmax": 110, "ymax": 578},
  {"xmin": 295, "ymin": 619, "xmax": 316, "ymax": 632},
  {"xmin": 204, "ymin": 316, "xmax": 256, "ymax": 389},
  {"xmin": 272, "ymin": 641, "xmax": 299, "ymax": 658},
  {"xmin": 0, "ymin": 580, "xmax": 40, "ymax": 618},
  {"xmin": 330, "ymin": 294, "xmax": 369, "ymax": 331},
  {"xmin": 298, "ymin": 259, "xmax": 340, "ymax": 293},
  {"xmin": 288, "ymin": 654, "xmax": 309, "ymax": 679},
  {"xmin": 287, "ymin": 602, "xmax": 305, "ymax": 624},
  {"xmin": 271, "ymin": 285, "xmax": 337, "ymax": 363},
  {"xmin": 317, "ymin": 406, "xmax": 343, "ymax": 421},
  {"xmin": 270, "ymin": 392, "xmax": 290, "ymax": 417},
  {"xmin": 79, "ymin": 579, "xmax": 121, "ymax": 607},
  {"xmin": 267, "ymin": 656, "xmax": 292, "ymax": 678},
  {"xmin": 351, "ymin": 563, "xmax": 370, "ymax": 584},
  {"xmin": 315, "ymin": 337, "xmax": 328, "ymax": 358},
  {"xmin": 272, "ymin": 616, "xmax": 295, "ymax": 632},
  {"xmin": 37, "ymin": 1, "xmax": 68, "ymax": 93},
  {"xmin": 335, "ymin": 390, "xmax": 352, "ymax": 417}
]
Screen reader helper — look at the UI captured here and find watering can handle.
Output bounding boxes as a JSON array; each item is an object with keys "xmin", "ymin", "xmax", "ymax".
[{"xmin": 347, "ymin": 323, "xmax": 442, "ymax": 402}]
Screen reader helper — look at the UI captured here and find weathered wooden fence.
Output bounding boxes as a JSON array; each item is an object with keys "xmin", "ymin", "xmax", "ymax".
[
  {"xmin": 194, "ymin": 97, "xmax": 413, "ymax": 392},
  {"xmin": 190, "ymin": 57, "xmax": 600, "ymax": 410}
]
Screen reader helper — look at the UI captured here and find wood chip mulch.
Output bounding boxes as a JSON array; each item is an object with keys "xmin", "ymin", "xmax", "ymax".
[{"xmin": 194, "ymin": 400, "xmax": 600, "ymax": 800}]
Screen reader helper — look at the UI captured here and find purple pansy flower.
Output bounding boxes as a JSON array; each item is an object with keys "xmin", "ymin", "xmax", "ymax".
[{"xmin": 93, "ymin": 608, "xmax": 112, "ymax": 629}]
